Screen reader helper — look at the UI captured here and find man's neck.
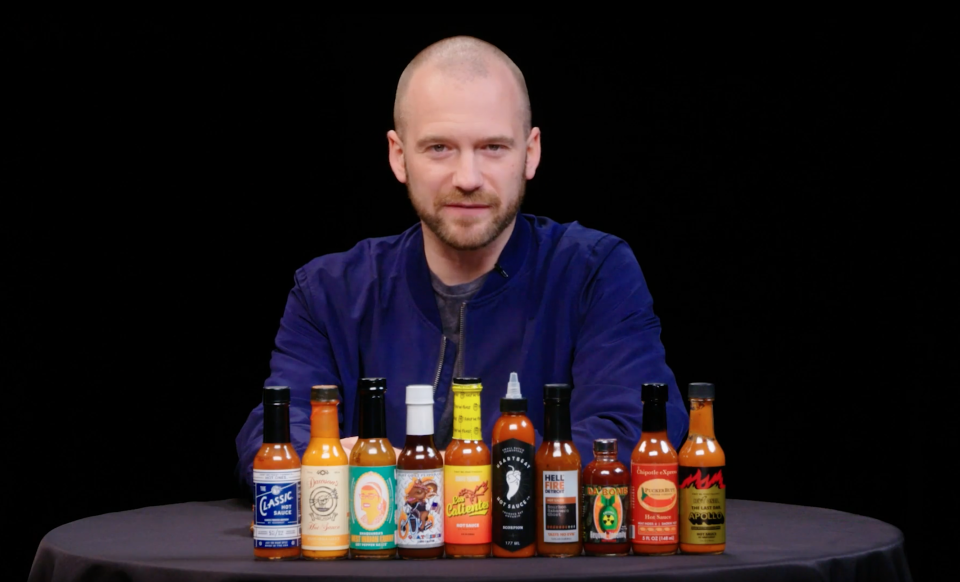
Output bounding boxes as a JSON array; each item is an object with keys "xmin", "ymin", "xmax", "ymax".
[{"xmin": 422, "ymin": 218, "xmax": 515, "ymax": 286}]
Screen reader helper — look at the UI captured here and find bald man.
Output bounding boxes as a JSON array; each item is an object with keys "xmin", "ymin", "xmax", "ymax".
[{"xmin": 236, "ymin": 36, "xmax": 687, "ymax": 494}]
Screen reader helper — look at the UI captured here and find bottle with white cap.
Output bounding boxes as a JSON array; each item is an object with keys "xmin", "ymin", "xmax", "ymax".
[
  {"xmin": 491, "ymin": 372, "xmax": 536, "ymax": 558},
  {"xmin": 397, "ymin": 384, "xmax": 444, "ymax": 559}
]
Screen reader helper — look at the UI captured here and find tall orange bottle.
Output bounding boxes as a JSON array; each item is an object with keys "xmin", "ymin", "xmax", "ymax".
[
  {"xmin": 491, "ymin": 372, "xmax": 536, "ymax": 557},
  {"xmin": 536, "ymin": 383, "xmax": 582, "ymax": 557},
  {"xmin": 679, "ymin": 382, "xmax": 726, "ymax": 554},
  {"xmin": 253, "ymin": 386, "xmax": 301, "ymax": 560},
  {"xmin": 444, "ymin": 378, "xmax": 492, "ymax": 558},
  {"xmin": 301, "ymin": 385, "xmax": 349, "ymax": 560},
  {"xmin": 630, "ymin": 383, "xmax": 679, "ymax": 556}
]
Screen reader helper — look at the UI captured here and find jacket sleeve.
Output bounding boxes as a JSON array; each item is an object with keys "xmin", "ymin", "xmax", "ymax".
[
  {"xmin": 235, "ymin": 267, "xmax": 343, "ymax": 495},
  {"xmin": 570, "ymin": 239, "xmax": 688, "ymax": 468}
]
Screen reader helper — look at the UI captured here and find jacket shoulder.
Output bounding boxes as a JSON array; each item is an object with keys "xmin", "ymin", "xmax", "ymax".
[{"xmin": 526, "ymin": 214, "xmax": 626, "ymax": 261}]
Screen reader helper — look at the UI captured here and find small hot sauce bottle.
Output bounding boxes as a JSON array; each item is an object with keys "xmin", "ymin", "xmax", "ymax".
[
  {"xmin": 253, "ymin": 386, "xmax": 301, "ymax": 560},
  {"xmin": 679, "ymin": 382, "xmax": 726, "ymax": 554},
  {"xmin": 536, "ymin": 383, "xmax": 582, "ymax": 557},
  {"xmin": 491, "ymin": 372, "xmax": 536, "ymax": 558},
  {"xmin": 397, "ymin": 385, "xmax": 444, "ymax": 559},
  {"xmin": 582, "ymin": 439, "xmax": 630, "ymax": 556},
  {"xmin": 349, "ymin": 378, "xmax": 397, "ymax": 560},
  {"xmin": 630, "ymin": 383, "xmax": 679, "ymax": 556},
  {"xmin": 444, "ymin": 377, "xmax": 492, "ymax": 558},
  {"xmin": 301, "ymin": 385, "xmax": 349, "ymax": 560}
]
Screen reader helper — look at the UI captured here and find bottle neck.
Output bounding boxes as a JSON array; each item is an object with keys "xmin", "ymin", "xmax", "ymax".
[
  {"xmin": 310, "ymin": 402, "xmax": 340, "ymax": 439},
  {"xmin": 403, "ymin": 433, "xmax": 437, "ymax": 448},
  {"xmin": 452, "ymin": 389, "xmax": 482, "ymax": 441},
  {"xmin": 593, "ymin": 451, "xmax": 618, "ymax": 463},
  {"xmin": 688, "ymin": 399, "xmax": 715, "ymax": 438},
  {"xmin": 641, "ymin": 400, "xmax": 667, "ymax": 434},
  {"xmin": 263, "ymin": 403, "xmax": 291, "ymax": 444},
  {"xmin": 407, "ymin": 404, "xmax": 434, "ymax": 436},
  {"xmin": 358, "ymin": 395, "xmax": 386, "ymax": 439},
  {"xmin": 544, "ymin": 400, "xmax": 572, "ymax": 441}
]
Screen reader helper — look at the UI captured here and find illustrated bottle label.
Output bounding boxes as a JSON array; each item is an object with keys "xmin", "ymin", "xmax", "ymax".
[
  {"xmin": 349, "ymin": 465, "xmax": 396, "ymax": 550},
  {"xmin": 301, "ymin": 464, "xmax": 348, "ymax": 550},
  {"xmin": 396, "ymin": 468, "xmax": 444, "ymax": 548},
  {"xmin": 630, "ymin": 463, "xmax": 678, "ymax": 544},
  {"xmin": 583, "ymin": 483, "xmax": 628, "ymax": 544},
  {"xmin": 492, "ymin": 438, "xmax": 535, "ymax": 550},
  {"xmin": 452, "ymin": 391, "xmax": 482, "ymax": 440},
  {"xmin": 542, "ymin": 470, "xmax": 578, "ymax": 543},
  {"xmin": 253, "ymin": 468, "xmax": 301, "ymax": 549},
  {"xmin": 444, "ymin": 464, "xmax": 492, "ymax": 544},
  {"xmin": 679, "ymin": 466, "xmax": 726, "ymax": 545}
]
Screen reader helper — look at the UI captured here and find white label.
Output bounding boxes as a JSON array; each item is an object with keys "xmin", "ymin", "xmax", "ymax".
[
  {"xmin": 542, "ymin": 470, "xmax": 579, "ymax": 543},
  {"xmin": 301, "ymin": 464, "xmax": 349, "ymax": 550},
  {"xmin": 396, "ymin": 468, "xmax": 444, "ymax": 548}
]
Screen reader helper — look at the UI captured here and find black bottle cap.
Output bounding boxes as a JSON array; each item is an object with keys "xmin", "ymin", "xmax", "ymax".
[
  {"xmin": 453, "ymin": 377, "xmax": 482, "ymax": 384},
  {"xmin": 688, "ymin": 382, "xmax": 716, "ymax": 399},
  {"xmin": 358, "ymin": 378, "xmax": 386, "ymax": 396},
  {"xmin": 500, "ymin": 397, "xmax": 528, "ymax": 412},
  {"xmin": 594, "ymin": 438, "xmax": 618, "ymax": 454},
  {"xmin": 263, "ymin": 385, "xmax": 290, "ymax": 404},
  {"xmin": 311, "ymin": 385, "xmax": 340, "ymax": 402},
  {"xmin": 543, "ymin": 383, "xmax": 573, "ymax": 400},
  {"xmin": 641, "ymin": 383, "xmax": 669, "ymax": 402}
]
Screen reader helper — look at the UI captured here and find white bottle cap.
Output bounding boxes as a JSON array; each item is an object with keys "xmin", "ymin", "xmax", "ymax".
[
  {"xmin": 505, "ymin": 372, "xmax": 522, "ymax": 399},
  {"xmin": 406, "ymin": 384, "xmax": 434, "ymax": 405}
]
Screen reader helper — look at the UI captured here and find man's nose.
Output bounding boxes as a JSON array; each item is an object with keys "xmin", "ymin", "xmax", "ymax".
[{"xmin": 452, "ymin": 151, "xmax": 483, "ymax": 192}]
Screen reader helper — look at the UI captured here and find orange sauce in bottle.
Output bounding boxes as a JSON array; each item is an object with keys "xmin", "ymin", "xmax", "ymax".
[
  {"xmin": 536, "ymin": 383, "xmax": 582, "ymax": 557},
  {"xmin": 253, "ymin": 386, "xmax": 301, "ymax": 560},
  {"xmin": 301, "ymin": 386, "xmax": 349, "ymax": 560},
  {"xmin": 679, "ymin": 382, "xmax": 726, "ymax": 554},
  {"xmin": 397, "ymin": 385, "xmax": 444, "ymax": 559},
  {"xmin": 582, "ymin": 439, "xmax": 630, "ymax": 556},
  {"xmin": 491, "ymin": 372, "xmax": 536, "ymax": 558},
  {"xmin": 630, "ymin": 383, "xmax": 678, "ymax": 556}
]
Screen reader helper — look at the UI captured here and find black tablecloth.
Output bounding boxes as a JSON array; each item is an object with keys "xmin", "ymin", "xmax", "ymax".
[{"xmin": 29, "ymin": 498, "xmax": 911, "ymax": 581}]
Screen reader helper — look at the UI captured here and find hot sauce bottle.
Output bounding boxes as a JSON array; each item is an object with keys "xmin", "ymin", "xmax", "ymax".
[
  {"xmin": 253, "ymin": 386, "xmax": 301, "ymax": 560},
  {"xmin": 536, "ymin": 383, "xmax": 582, "ymax": 557},
  {"xmin": 679, "ymin": 382, "xmax": 726, "ymax": 554},
  {"xmin": 630, "ymin": 383, "xmax": 679, "ymax": 556},
  {"xmin": 444, "ymin": 377, "xmax": 492, "ymax": 558},
  {"xmin": 582, "ymin": 439, "xmax": 629, "ymax": 556},
  {"xmin": 397, "ymin": 384, "xmax": 444, "ymax": 559},
  {"xmin": 349, "ymin": 378, "xmax": 397, "ymax": 560},
  {"xmin": 301, "ymin": 385, "xmax": 349, "ymax": 560},
  {"xmin": 491, "ymin": 372, "xmax": 536, "ymax": 558}
]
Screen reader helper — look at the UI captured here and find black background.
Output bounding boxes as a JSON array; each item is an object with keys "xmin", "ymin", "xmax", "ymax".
[{"xmin": 5, "ymin": 15, "xmax": 929, "ymax": 581}]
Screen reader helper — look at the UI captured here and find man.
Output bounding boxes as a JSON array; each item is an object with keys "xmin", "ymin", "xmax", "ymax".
[{"xmin": 236, "ymin": 36, "xmax": 687, "ymax": 494}]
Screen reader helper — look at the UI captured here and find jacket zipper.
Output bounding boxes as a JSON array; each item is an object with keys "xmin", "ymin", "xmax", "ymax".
[
  {"xmin": 453, "ymin": 302, "xmax": 466, "ymax": 378},
  {"xmin": 432, "ymin": 335, "xmax": 447, "ymax": 395}
]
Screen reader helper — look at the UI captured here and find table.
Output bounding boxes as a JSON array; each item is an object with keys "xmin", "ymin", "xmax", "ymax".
[{"xmin": 29, "ymin": 498, "xmax": 911, "ymax": 581}]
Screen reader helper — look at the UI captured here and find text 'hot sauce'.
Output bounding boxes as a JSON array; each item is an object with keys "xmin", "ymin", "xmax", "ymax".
[
  {"xmin": 582, "ymin": 439, "xmax": 629, "ymax": 556},
  {"xmin": 301, "ymin": 385, "xmax": 349, "ymax": 560},
  {"xmin": 253, "ymin": 386, "xmax": 301, "ymax": 560},
  {"xmin": 492, "ymin": 372, "xmax": 535, "ymax": 557},
  {"xmin": 630, "ymin": 383, "xmax": 678, "ymax": 556},
  {"xmin": 679, "ymin": 382, "xmax": 726, "ymax": 554},
  {"xmin": 536, "ymin": 383, "xmax": 582, "ymax": 557},
  {"xmin": 397, "ymin": 384, "xmax": 444, "ymax": 559}
]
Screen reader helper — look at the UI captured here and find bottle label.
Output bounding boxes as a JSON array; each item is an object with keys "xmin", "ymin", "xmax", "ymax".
[
  {"xmin": 583, "ymin": 483, "xmax": 629, "ymax": 544},
  {"xmin": 630, "ymin": 463, "xmax": 679, "ymax": 544},
  {"xmin": 452, "ymin": 391, "xmax": 482, "ymax": 440},
  {"xmin": 349, "ymin": 465, "xmax": 397, "ymax": 550},
  {"xmin": 253, "ymin": 468, "xmax": 301, "ymax": 549},
  {"xmin": 492, "ymin": 438, "xmax": 535, "ymax": 550},
  {"xmin": 542, "ymin": 470, "xmax": 579, "ymax": 543},
  {"xmin": 301, "ymin": 464, "xmax": 349, "ymax": 550},
  {"xmin": 679, "ymin": 466, "xmax": 726, "ymax": 545},
  {"xmin": 443, "ymin": 464, "xmax": 492, "ymax": 544},
  {"xmin": 396, "ymin": 468, "xmax": 444, "ymax": 548}
]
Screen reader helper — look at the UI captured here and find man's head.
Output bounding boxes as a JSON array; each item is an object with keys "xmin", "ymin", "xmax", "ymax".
[{"xmin": 388, "ymin": 36, "xmax": 541, "ymax": 251}]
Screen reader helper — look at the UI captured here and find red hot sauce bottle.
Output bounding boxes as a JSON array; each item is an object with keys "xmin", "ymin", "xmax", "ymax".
[
  {"xmin": 582, "ymin": 439, "xmax": 630, "ymax": 556},
  {"xmin": 630, "ymin": 383, "xmax": 679, "ymax": 556}
]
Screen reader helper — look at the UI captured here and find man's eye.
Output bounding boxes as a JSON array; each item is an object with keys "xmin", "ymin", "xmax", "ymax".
[
  {"xmin": 430, "ymin": 145, "xmax": 447, "ymax": 152},
  {"xmin": 486, "ymin": 144, "xmax": 503, "ymax": 151}
]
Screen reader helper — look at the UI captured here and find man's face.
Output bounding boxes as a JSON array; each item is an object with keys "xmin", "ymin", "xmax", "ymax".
[
  {"xmin": 361, "ymin": 485, "xmax": 381, "ymax": 521},
  {"xmin": 389, "ymin": 63, "xmax": 540, "ymax": 251}
]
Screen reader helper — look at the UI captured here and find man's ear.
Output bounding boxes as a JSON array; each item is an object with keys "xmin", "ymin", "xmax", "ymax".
[
  {"xmin": 387, "ymin": 129, "xmax": 407, "ymax": 183},
  {"xmin": 524, "ymin": 127, "xmax": 542, "ymax": 180}
]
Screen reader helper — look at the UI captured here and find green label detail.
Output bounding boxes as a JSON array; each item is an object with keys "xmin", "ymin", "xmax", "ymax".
[
  {"xmin": 349, "ymin": 465, "xmax": 397, "ymax": 550},
  {"xmin": 679, "ymin": 466, "xmax": 725, "ymax": 545},
  {"xmin": 582, "ymin": 484, "xmax": 628, "ymax": 544}
]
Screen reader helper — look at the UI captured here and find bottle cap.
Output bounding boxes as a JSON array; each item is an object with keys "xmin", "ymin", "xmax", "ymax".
[
  {"xmin": 310, "ymin": 385, "xmax": 340, "ymax": 402},
  {"xmin": 500, "ymin": 372, "xmax": 527, "ymax": 412},
  {"xmin": 452, "ymin": 377, "xmax": 482, "ymax": 393},
  {"xmin": 263, "ymin": 385, "xmax": 290, "ymax": 404},
  {"xmin": 406, "ymin": 384, "xmax": 434, "ymax": 405},
  {"xmin": 593, "ymin": 438, "xmax": 618, "ymax": 454},
  {"xmin": 453, "ymin": 377, "xmax": 481, "ymax": 384},
  {"xmin": 358, "ymin": 377, "xmax": 386, "ymax": 396},
  {"xmin": 688, "ymin": 382, "xmax": 716, "ymax": 399},
  {"xmin": 543, "ymin": 383, "xmax": 573, "ymax": 400},
  {"xmin": 641, "ymin": 383, "xmax": 669, "ymax": 402}
]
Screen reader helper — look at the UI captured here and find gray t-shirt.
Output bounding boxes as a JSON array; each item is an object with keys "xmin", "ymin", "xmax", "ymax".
[{"xmin": 430, "ymin": 270, "xmax": 489, "ymax": 449}]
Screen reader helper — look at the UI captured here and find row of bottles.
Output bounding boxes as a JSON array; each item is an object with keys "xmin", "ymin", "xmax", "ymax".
[{"xmin": 252, "ymin": 377, "xmax": 725, "ymax": 560}]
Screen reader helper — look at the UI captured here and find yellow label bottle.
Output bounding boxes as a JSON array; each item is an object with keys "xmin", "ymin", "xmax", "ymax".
[{"xmin": 301, "ymin": 385, "xmax": 349, "ymax": 560}]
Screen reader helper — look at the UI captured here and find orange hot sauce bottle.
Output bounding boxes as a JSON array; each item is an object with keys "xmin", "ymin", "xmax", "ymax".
[
  {"xmin": 444, "ymin": 378, "xmax": 492, "ymax": 558},
  {"xmin": 679, "ymin": 382, "xmax": 726, "ymax": 554},
  {"xmin": 630, "ymin": 383, "xmax": 679, "ymax": 556},
  {"xmin": 301, "ymin": 385, "xmax": 349, "ymax": 560},
  {"xmin": 253, "ymin": 386, "xmax": 302, "ymax": 560},
  {"xmin": 491, "ymin": 372, "xmax": 536, "ymax": 558},
  {"xmin": 536, "ymin": 383, "xmax": 582, "ymax": 557},
  {"xmin": 582, "ymin": 439, "xmax": 630, "ymax": 556}
]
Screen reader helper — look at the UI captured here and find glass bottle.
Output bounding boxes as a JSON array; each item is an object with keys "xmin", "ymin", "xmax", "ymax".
[
  {"xmin": 630, "ymin": 383, "xmax": 679, "ymax": 556},
  {"xmin": 679, "ymin": 382, "xmax": 726, "ymax": 554},
  {"xmin": 397, "ymin": 384, "xmax": 444, "ymax": 559},
  {"xmin": 582, "ymin": 439, "xmax": 629, "ymax": 556},
  {"xmin": 491, "ymin": 372, "xmax": 536, "ymax": 558},
  {"xmin": 349, "ymin": 378, "xmax": 397, "ymax": 559},
  {"xmin": 444, "ymin": 377, "xmax": 492, "ymax": 558},
  {"xmin": 301, "ymin": 385, "xmax": 349, "ymax": 560},
  {"xmin": 253, "ymin": 385, "xmax": 301, "ymax": 560},
  {"xmin": 536, "ymin": 383, "xmax": 582, "ymax": 557}
]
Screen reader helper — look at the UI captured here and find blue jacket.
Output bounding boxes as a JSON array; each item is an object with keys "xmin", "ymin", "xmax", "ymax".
[{"xmin": 236, "ymin": 215, "xmax": 688, "ymax": 493}]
